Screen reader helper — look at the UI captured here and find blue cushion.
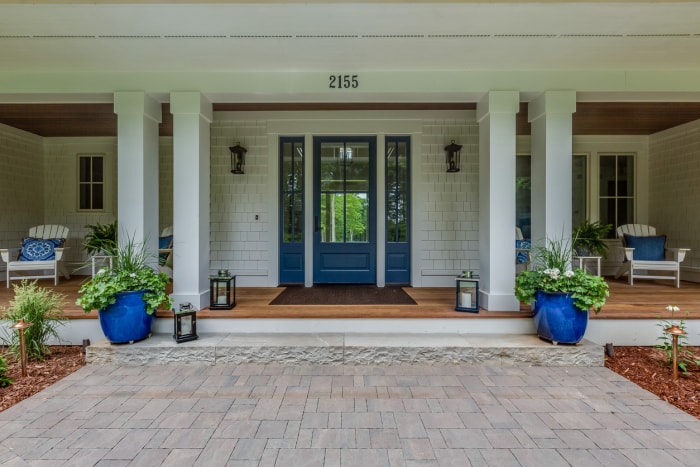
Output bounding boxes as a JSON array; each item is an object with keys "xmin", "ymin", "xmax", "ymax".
[
  {"xmin": 516, "ymin": 239, "xmax": 531, "ymax": 264},
  {"xmin": 159, "ymin": 235, "xmax": 173, "ymax": 250},
  {"xmin": 623, "ymin": 234, "xmax": 666, "ymax": 261},
  {"xmin": 18, "ymin": 238, "xmax": 62, "ymax": 261}
]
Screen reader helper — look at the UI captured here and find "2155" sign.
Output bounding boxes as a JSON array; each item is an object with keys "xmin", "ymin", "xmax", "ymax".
[{"xmin": 329, "ymin": 74, "xmax": 359, "ymax": 89}]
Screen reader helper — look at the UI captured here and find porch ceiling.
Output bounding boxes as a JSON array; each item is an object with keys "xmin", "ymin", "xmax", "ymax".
[
  {"xmin": 3, "ymin": 101, "xmax": 700, "ymax": 138},
  {"xmin": 2, "ymin": 2, "xmax": 700, "ymax": 136}
]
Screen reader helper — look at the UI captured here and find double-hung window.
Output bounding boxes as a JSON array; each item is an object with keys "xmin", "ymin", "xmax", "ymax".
[
  {"xmin": 78, "ymin": 155, "xmax": 104, "ymax": 210},
  {"xmin": 599, "ymin": 153, "xmax": 634, "ymax": 235}
]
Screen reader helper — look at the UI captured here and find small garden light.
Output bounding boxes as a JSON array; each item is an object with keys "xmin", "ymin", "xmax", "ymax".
[
  {"xmin": 664, "ymin": 304, "xmax": 687, "ymax": 382},
  {"xmin": 10, "ymin": 319, "xmax": 33, "ymax": 377}
]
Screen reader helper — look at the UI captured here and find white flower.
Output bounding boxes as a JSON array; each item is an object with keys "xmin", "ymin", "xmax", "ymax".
[
  {"xmin": 564, "ymin": 270, "xmax": 575, "ymax": 278},
  {"xmin": 130, "ymin": 272, "xmax": 137, "ymax": 278},
  {"xmin": 666, "ymin": 304, "xmax": 680, "ymax": 313},
  {"xmin": 96, "ymin": 268, "xmax": 106, "ymax": 275},
  {"xmin": 544, "ymin": 268, "xmax": 560, "ymax": 280}
]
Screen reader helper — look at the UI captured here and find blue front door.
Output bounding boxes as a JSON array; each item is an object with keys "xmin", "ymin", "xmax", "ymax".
[{"xmin": 313, "ymin": 137, "xmax": 376, "ymax": 284}]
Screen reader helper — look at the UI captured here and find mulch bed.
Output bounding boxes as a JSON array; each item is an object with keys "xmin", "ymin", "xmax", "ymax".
[
  {"xmin": 605, "ymin": 345, "xmax": 700, "ymax": 419},
  {"xmin": 0, "ymin": 346, "xmax": 85, "ymax": 412}
]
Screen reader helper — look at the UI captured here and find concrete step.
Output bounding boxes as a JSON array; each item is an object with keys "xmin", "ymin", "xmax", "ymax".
[{"xmin": 86, "ymin": 333, "xmax": 604, "ymax": 366}]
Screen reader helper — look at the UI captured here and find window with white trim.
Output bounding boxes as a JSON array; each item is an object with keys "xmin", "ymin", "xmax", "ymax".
[
  {"xmin": 78, "ymin": 155, "xmax": 104, "ymax": 210},
  {"xmin": 599, "ymin": 153, "xmax": 634, "ymax": 236}
]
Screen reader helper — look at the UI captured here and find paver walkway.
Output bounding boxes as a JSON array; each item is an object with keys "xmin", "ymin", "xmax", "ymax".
[{"xmin": 0, "ymin": 364, "xmax": 698, "ymax": 466}]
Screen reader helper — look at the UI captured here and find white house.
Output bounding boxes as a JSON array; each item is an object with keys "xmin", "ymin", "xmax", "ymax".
[{"xmin": 1, "ymin": 1, "xmax": 700, "ymax": 315}]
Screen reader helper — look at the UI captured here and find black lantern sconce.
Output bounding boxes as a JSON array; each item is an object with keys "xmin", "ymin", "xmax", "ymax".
[
  {"xmin": 173, "ymin": 302, "xmax": 198, "ymax": 343},
  {"xmin": 444, "ymin": 140, "xmax": 462, "ymax": 173},
  {"xmin": 229, "ymin": 142, "xmax": 247, "ymax": 174}
]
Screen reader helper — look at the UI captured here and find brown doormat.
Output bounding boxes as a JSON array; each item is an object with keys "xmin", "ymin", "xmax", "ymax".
[{"xmin": 270, "ymin": 285, "xmax": 417, "ymax": 306}]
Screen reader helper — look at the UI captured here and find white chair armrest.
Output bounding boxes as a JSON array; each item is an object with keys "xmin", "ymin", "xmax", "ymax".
[
  {"xmin": 0, "ymin": 248, "xmax": 21, "ymax": 263},
  {"xmin": 54, "ymin": 248, "xmax": 64, "ymax": 261},
  {"xmin": 623, "ymin": 247, "xmax": 635, "ymax": 262},
  {"xmin": 665, "ymin": 248, "xmax": 690, "ymax": 262}
]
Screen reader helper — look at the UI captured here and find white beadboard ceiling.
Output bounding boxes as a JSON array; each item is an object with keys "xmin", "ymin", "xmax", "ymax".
[{"xmin": 0, "ymin": 2, "xmax": 699, "ymax": 73}]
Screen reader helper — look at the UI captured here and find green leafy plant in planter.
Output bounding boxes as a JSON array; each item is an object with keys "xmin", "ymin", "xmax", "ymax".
[
  {"xmin": 77, "ymin": 235, "xmax": 171, "ymax": 314},
  {"xmin": 83, "ymin": 220, "xmax": 118, "ymax": 256},
  {"xmin": 515, "ymin": 236, "xmax": 609, "ymax": 313},
  {"xmin": 0, "ymin": 280, "xmax": 67, "ymax": 361},
  {"xmin": 572, "ymin": 220, "xmax": 612, "ymax": 257}
]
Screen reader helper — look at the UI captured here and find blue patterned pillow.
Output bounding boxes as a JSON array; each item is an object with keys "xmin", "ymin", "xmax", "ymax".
[
  {"xmin": 18, "ymin": 238, "xmax": 62, "ymax": 261},
  {"xmin": 516, "ymin": 239, "xmax": 531, "ymax": 264},
  {"xmin": 623, "ymin": 234, "xmax": 666, "ymax": 261}
]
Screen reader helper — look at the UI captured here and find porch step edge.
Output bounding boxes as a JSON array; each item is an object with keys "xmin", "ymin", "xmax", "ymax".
[{"xmin": 85, "ymin": 332, "xmax": 603, "ymax": 367}]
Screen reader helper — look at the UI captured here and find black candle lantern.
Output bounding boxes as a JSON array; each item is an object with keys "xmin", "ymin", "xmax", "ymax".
[
  {"xmin": 173, "ymin": 302, "xmax": 198, "ymax": 343},
  {"xmin": 444, "ymin": 140, "xmax": 462, "ymax": 173},
  {"xmin": 209, "ymin": 273, "xmax": 236, "ymax": 310},
  {"xmin": 229, "ymin": 142, "xmax": 247, "ymax": 174}
]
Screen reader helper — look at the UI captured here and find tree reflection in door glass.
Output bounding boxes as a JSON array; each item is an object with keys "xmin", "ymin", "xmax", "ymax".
[{"xmin": 319, "ymin": 141, "xmax": 369, "ymax": 243}]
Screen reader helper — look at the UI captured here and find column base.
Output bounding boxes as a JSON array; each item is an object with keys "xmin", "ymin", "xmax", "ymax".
[{"xmin": 479, "ymin": 291, "xmax": 522, "ymax": 311}]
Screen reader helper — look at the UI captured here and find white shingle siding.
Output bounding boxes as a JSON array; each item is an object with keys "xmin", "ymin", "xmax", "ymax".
[
  {"xmin": 417, "ymin": 118, "xmax": 478, "ymax": 284},
  {"xmin": 0, "ymin": 124, "xmax": 43, "ymax": 247},
  {"xmin": 649, "ymin": 120, "xmax": 700, "ymax": 270},
  {"xmin": 42, "ymin": 137, "xmax": 118, "ymax": 266},
  {"xmin": 210, "ymin": 119, "xmax": 269, "ymax": 280}
]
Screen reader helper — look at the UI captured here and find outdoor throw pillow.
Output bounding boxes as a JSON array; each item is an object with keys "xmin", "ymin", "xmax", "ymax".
[
  {"xmin": 18, "ymin": 238, "xmax": 62, "ymax": 261},
  {"xmin": 623, "ymin": 234, "xmax": 666, "ymax": 261},
  {"xmin": 516, "ymin": 239, "xmax": 531, "ymax": 264}
]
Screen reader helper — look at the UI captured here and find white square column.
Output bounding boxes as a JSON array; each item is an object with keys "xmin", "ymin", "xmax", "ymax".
[
  {"xmin": 528, "ymin": 91, "xmax": 577, "ymax": 246},
  {"xmin": 114, "ymin": 92, "xmax": 162, "ymax": 260},
  {"xmin": 477, "ymin": 91, "xmax": 521, "ymax": 311},
  {"xmin": 169, "ymin": 92, "xmax": 213, "ymax": 310}
]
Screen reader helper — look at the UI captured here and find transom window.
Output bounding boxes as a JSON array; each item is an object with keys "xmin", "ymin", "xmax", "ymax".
[{"xmin": 78, "ymin": 155, "xmax": 104, "ymax": 210}]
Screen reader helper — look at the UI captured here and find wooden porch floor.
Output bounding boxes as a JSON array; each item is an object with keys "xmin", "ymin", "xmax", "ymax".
[{"xmin": 1, "ymin": 276, "xmax": 699, "ymax": 320}]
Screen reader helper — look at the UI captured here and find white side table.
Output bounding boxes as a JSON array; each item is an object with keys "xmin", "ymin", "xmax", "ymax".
[
  {"xmin": 91, "ymin": 255, "xmax": 112, "ymax": 277},
  {"xmin": 573, "ymin": 255, "xmax": 602, "ymax": 276}
]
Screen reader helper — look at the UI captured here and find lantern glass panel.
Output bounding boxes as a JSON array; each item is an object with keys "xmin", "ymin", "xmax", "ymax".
[{"xmin": 455, "ymin": 277, "xmax": 479, "ymax": 313}]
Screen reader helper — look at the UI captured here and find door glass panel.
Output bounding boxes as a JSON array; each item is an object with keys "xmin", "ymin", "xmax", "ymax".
[
  {"xmin": 319, "ymin": 141, "xmax": 370, "ymax": 243},
  {"xmin": 281, "ymin": 140, "xmax": 304, "ymax": 243},
  {"xmin": 386, "ymin": 140, "xmax": 409, "ymax": 242}
]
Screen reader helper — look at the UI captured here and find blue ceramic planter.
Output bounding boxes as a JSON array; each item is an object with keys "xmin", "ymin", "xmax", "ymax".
[
  {"xmin": 532, "ymin": 290, "xmax": 589, "ymax": 344},
  {"xmin": 98, "ymin": 290, "xmax": 155, "ymax": 344}
]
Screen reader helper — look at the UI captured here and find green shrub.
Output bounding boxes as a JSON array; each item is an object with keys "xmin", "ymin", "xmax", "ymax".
[
  {"xmin": 0, "ymin": 354, "xmax": 12, "ymax": 387},
  {"xmin": 1, "ymin": 280, "xmax": 67, "ymax": 361}
]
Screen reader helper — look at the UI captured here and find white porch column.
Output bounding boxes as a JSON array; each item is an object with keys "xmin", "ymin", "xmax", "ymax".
[
  {"xmin": 477, "ymin": 91, "xmax": 520, "ymax": 311},
  {"xmin": 169, "ymin": 92, "xmax": 212, "ymax": 310},
  {"xmin": 528, "ymin": 91, "xmax": 577, "ymax": 246},
  {"xmin": 114, "ymin": 92, "xmax": 161, "ymax": 259}
]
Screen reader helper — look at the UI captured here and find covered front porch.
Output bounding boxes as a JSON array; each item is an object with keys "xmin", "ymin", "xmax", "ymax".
[{"xmin": 1, "ymin": 276, "xmax": 699, "ymax": 347}]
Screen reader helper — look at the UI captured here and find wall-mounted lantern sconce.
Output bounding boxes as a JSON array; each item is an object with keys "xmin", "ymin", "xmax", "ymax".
[
  {"xmin": 229, "ymin": 142, "xmax": 247, "ymax": 174},
  {"xmin": 444, "ymin": 140, "xmax": 462, "ymax": 173}
]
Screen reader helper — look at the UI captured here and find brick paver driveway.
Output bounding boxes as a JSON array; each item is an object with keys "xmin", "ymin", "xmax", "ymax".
[{"xmin": 1, "ymin": 364, "xmax": 698, "ymax": 466}]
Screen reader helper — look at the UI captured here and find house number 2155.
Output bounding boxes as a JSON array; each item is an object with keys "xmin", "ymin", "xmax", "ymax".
[{"xmin": 329, "ymin": 74, "xmax": 359, "ymax": 89}]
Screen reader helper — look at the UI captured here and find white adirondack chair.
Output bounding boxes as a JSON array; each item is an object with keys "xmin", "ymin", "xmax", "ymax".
[
  {"xmin": 0, "ymin": 225, "xmax": 70, "ymax": 287},
  {"xmin": 614, "ymin": 224, "xmax": 690, "ymax": 287}
]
